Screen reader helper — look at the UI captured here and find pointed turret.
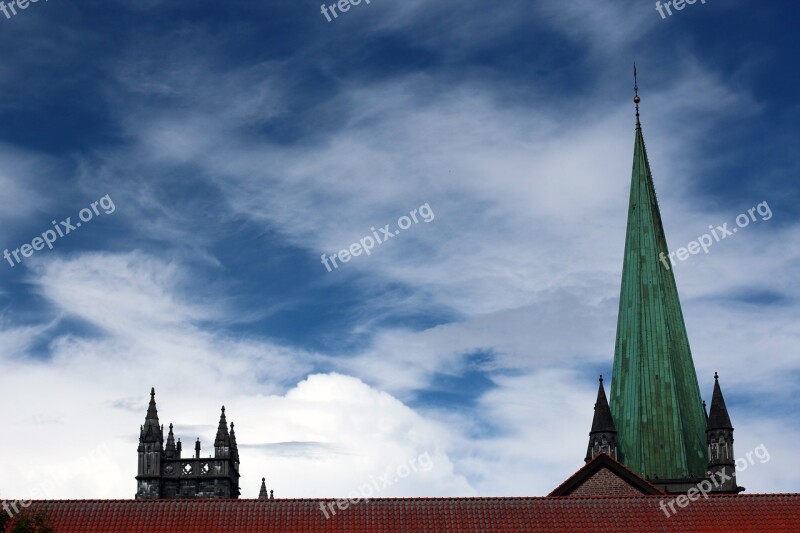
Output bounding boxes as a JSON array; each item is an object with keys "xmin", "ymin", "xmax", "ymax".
[
  {"xmin": 706, "ymin": 373, "xmax": 740, "ymax": 492},
  {"xmin": 165, "ymin": 423, "xmax": 178, "ymax": 459},
  {"xmin": 258, "ymin": 478, "xmax": 268, "ymax": 500},
  {"xmin": 227, "ymin": 420, "xmax": 241, "ymax": 496},
  {"xmin": 609, "ymin": 72, "xmax": 708, "ymax": 482},
  {"xmin": 136, "ymin": 388, "xmax": 164, "ymax": 499},
  {"xmin": 214, "ymin": 406, "xmax": 231, "ymax": 458},
  {"xmin": 707, "ymin": 373, "xmax": 733, "ymax": 430},
  {"xmin": 138, "ymin": 387, "xmax": 164, "ymax": 449},
  {"xmin": 229, "ymin": 422, "xmax": 240, "ymax": 468},
  {"xmin": 146, "ymin": 387, "xmax": 159, "ymax": 419},
  {"xmin": 586, "ymin": 376, "xmax": 618, "ymax": 462}
]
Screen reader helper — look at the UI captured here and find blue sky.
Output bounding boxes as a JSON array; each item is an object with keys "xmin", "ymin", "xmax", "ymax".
[{"xmin": 0, "ymin": 0, "xmax": 798, "ymax": 499}]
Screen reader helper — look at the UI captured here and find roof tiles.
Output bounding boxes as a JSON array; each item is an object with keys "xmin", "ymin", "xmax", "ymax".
[{"xmin": 7, "ymin": 494, "xmax": 799, "ymax": 532}]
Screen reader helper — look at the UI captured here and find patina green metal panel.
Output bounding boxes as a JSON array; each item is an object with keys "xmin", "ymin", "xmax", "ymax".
[{"xmin": 609, "ymin": 123, "xmax": 708, "ymax": 480}]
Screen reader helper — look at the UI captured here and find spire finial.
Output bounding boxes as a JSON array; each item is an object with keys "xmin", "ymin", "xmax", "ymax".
[
  {"xmin": 633, "ymin": 63, "xmax": 641, "ymax": 126},
  {"xmin": 714, "ymin": 371, "xmax": 719, "ymax": 381},
  {"xmin": 599, "ymin": 374, "xmax": 604, "ymax": 384},
  {"xmin": 145, "ymin": 387, "xmax": 160, "ymax": 424}
]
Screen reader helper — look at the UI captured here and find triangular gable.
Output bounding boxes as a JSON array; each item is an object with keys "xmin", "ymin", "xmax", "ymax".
[{"xmin": 549, "ymin": 453, "xmax": 664, "ymax": 496}]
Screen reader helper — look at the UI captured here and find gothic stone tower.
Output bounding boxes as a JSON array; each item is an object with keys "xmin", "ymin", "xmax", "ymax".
[
  {"xmin": 135, "ymin": 388, "xmax": 241, "ymax": 499},
  {"xmin": 584, "ymin": 77, "xmax": 742, "ymax": 494}
]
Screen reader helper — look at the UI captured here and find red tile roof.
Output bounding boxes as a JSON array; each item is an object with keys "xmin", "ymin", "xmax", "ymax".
[{"xmin": 6, "ymin": 494, "xmax": 800, "ymax": 532}]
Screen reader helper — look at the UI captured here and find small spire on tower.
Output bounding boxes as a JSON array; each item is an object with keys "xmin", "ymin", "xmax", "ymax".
[
  {"xmin": 165, "ymin": 423, "xmax": 177, "ymax": 458},
  {"xmin": 585, "ymin": 375, "xmax": 618, "ymax": 462},
  {"xmin": 708, "ymin": 373, "xmax": 732, "ymax": 430},
  {"xmin": 633, "ymin": 62, "xmax": 641, "ymax": 128},
  {"xmin": 706, "ymin": 373, "xmax": 740, "ymax": 493},
  {"xmin": 215, "ymin": 406, "xmax": 231, "ymax": 457},
  {"xmin": 230, "ymin": 422, "xmax": 239, "ymax": 465},
  {"xmin": 259, "ymin": 477, "xmax": 268, "ymax": 499},
  {"xmin": 146, "ymin": 388, "xmax": 159, "ymax": 419},
  {"xmin": 139, "ymin": 387, "xmax": 163, "ymax": 447}
]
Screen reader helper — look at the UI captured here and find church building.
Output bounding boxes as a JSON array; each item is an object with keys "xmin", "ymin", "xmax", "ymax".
[
  {"xmin": 578, "ymin": 79, "xmax": 740, "ymax": 495},
  {"xmin": 9, "ymin": 79, "xmax": 798, "ymax": 532}
]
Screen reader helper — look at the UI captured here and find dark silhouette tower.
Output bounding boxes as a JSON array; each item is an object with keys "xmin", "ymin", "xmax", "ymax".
[
  {"xmin": 135, "ymin": 389, "xmax": 241, "ymax": 499},
  {"xmin": 585, "ymin": 376, "xmax": 618, "ymax": 462},
  {"xmin": 706, "ymin": 373, "xmax": 741, "ymax": 492},
  {"xmin": 135, "ymin": 388, "xmax": 164, "ymax": 499}
]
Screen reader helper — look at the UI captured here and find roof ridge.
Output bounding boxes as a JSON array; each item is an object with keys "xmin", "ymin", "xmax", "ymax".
[{"xmin": 23, "ymin": 493, "xmax": 800, "ymax": 504}]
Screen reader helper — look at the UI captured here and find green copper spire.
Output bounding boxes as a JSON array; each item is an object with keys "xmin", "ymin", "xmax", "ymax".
[{"xmin": 609, "ymin": 76, "xmax": 708, "ymax": 480}]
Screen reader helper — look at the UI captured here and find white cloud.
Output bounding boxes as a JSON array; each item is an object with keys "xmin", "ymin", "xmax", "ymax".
[
  {"xmin": 0, "ymin": 252, "xmax": 472, "ymax": 499},
  {"xmin": 240, "ymin": 373, "xmax": 473, "ymax": 498}
]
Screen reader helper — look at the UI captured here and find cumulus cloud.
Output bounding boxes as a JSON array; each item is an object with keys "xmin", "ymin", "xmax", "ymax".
[{"xmin": 0, "ymin": 252, "xmax": 473, "ymax": 498}]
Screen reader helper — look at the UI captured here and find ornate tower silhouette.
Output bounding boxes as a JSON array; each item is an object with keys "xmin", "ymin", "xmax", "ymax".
[
  {"xmin": 135, "ymin": 388, "xmax": 164, "ymax": 499},
  {"xmin": 134, "ymin": 389, "xmax": 241, "ymax": 499}
]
